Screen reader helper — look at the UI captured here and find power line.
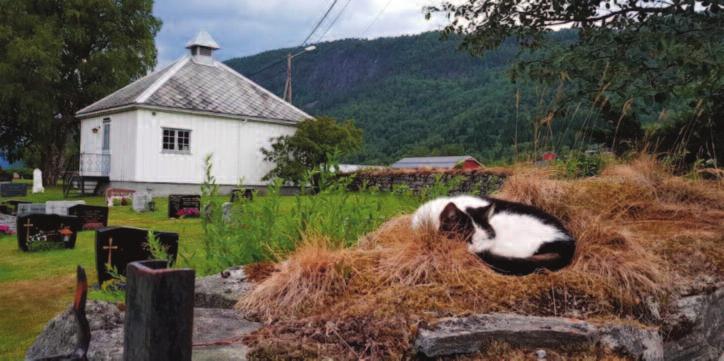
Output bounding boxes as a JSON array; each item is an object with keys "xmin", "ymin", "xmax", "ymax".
[
  {"xmin": 248, "ymin": 0, "xmax": 339, "ymax": 77},
  {"xmin": 248, "ymin": 0, "xmax": 394, "ymax": 79},
  {"xmin": 301, "ymin": 0, "xmax": 340, "ymax": 46},
  {"xmin": 315, "ymin": 0, "xmax": 353, "ymax": 43},
  {"xmin": 247, "ymin": 57, "xmax": 286, "ymax": 76},
  {"xmin": 361, "ymin": 0, "xmax": 394, "ymax": 37}
]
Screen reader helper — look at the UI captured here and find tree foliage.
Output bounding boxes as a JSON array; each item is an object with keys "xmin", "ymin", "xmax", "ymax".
[
  {"xmin": 262, "ymin": 117, "xmax": 363, "ymax": 185},
  {"xmin": 0, "ymin": 0, "xmax": 161, "ymax": 183},
  {"xmin": 429, "ymin": 0, "xmax": 723, "ymax": 162}
]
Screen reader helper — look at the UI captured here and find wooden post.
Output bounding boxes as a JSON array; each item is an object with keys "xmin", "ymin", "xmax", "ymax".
[{"xmin": 123, "ymin": 260, "xmax": 195, "ymax": 361}]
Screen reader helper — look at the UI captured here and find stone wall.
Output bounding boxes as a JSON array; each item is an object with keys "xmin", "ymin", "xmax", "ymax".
[{"xmin": 346, "ymin": 168, "xmax": 508, "ymax": 196}]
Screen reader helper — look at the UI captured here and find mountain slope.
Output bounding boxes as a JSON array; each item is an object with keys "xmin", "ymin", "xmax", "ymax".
[{"xmin": 225, "ymin": 31, "xmax": 573, "ymax": 164}]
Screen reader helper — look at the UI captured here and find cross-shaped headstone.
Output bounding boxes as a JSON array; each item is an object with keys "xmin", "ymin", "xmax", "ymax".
[
  {"xmin": 102, "ymin": 237, "xmax": 119, "ymax": 265},
  {"xmin": 23, "ymin": 219, "xmax": 33, "ymax": 243}
]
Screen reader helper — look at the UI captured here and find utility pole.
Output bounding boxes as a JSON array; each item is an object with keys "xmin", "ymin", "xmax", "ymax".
[
  {"xmin": 283, "ymin": 45, "xmax": 317, "ymax": 104},
  {"xmin": 284, "ymin": 53, "xmax": 293, "ymax": 103}
]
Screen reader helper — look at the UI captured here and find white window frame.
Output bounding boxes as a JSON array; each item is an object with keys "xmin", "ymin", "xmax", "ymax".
[
  {"xmin": 102, "ymin": 118, "xmax": 111, "ymax": 153},
  {"xmin": 161, "ymin": 127, "xmax": 191, "ymax": 154}
]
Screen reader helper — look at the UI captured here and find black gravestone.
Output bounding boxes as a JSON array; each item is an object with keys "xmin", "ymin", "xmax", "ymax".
[
  {"xmin": 167, "ymin": 194, "xmax": 201, "ymax": 218},
  {"xmin": 94, "ymin": 227, "xmax": 179, "ymax": 285},
  {"xmin": 0, "ymin": 204, "xmax": 12, "ymax": 215},
  {"xmin": 68, "ymin": 204, "xmax": 109, "ymax": 231},
  {"xmin": 16, "ymin": 214, "xmax": 82, "ymax": 252},
  {"xmin": 0, "ymin": 183, "xmax": 28, "ymax": 197},
  {"xmin": 230, "ymin": 188, "xmax": 254, "ymax": 202},
  {"xmin": 8, "ymin": 200, "xmax": 30, "ymax": 215}
]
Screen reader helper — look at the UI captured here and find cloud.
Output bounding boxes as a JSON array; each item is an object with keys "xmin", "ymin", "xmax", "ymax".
[{"xmin": 153, "ymin": 0, "xmax": 449, "ymax": 67}]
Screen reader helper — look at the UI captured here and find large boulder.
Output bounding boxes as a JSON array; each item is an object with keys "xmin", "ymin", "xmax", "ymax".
[
  {"xmin": 414, "ymin": 313, "xmax": 663, "ymax": 361},
  {"xmin": 194, "ymin": 266, "xmax": 253, "ymax": 309},
  {"xmin": 25, "ymin": 301, "xmax": 124, "ymax": 361},
  {"xmin": 26, "ymin": 302, "xmax": 261, "ymax": 361},
  {"xmin": 663, "ymin": 286, "xmax": 724, "ymax": 361}
]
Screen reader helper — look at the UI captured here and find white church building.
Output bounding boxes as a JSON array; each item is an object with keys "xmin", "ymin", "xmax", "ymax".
[{"xmin": 75, "ymin": 31, "xmax": 310, "ymax": 195}]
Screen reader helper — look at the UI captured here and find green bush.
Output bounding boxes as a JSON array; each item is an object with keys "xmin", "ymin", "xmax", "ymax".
[{"xmin": 556, "ymin": 150, "xmax": 609, "ymax": 178}]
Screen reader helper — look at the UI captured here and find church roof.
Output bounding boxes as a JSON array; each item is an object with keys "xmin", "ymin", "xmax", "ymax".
[{"xmin": 76, "ymin": 56, "xmax": 311, "ymax": 123}]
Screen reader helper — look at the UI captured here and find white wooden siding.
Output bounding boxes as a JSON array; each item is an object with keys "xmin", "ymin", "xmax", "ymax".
[
  {"xmin": 79, "ymin": 111, "xmax": 138, "ymax": 180},
  {"xmin": 132, "ymin": 109, "xmax": 296, "ymax": 185}
]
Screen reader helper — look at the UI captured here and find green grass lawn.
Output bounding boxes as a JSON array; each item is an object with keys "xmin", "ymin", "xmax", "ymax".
[{"xmin": 0, "ymin": 184, "xmax": 416, "ymax": 360}]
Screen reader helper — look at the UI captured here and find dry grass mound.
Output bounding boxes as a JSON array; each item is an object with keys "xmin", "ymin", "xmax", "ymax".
[{"xmin": 239, "ymin": 157, "xmax": 724, "ymax": 360}]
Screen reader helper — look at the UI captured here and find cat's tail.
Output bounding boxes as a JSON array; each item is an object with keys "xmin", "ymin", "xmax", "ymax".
[{"xmin": 478, "ymin": 240, "xmax": 576, "ymax": 276}]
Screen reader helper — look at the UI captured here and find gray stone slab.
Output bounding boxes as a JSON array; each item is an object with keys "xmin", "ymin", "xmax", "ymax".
[
  {"xmin": 26, "ymin": 302, "xmax": 261, "ymax": 361},
  {"xmin": 18, "ymin": 203, "xmax": 47, "ymax": 217},
  {"xmin": 194, "ymin": 266, "xmax": 253, "ymax": 309},
  {"xmin": 0, "ymin": 213, "xmax": 17, "ymax": 233},
  {"xmin": 414, "ymin": 313, "xmax": 663, "ymax": 361},
  {"xmin": 46, "ymin": 201, "xmax": 86, "ymax": 216}
]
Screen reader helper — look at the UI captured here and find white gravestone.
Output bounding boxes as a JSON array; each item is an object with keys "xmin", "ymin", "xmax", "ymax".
[
  {"xmin": 45, "ymin": 200, "xmax": 86, "ymax": 216},
  {"xmin": 32, "ymin": 169, "xmax": 44, "ymax": 193},
  {"xmin": 132, "ymin": 192, "xmax": 153, "ymax": 213}
]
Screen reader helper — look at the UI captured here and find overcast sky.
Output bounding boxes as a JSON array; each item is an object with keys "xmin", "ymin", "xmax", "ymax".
[{"xmin": 153, "ymin": 0, "xmax": 450, "ymax": 67}]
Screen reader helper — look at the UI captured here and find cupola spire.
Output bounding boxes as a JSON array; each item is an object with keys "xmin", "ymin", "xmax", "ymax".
[{"xmin": 185, "ymin": 30, "xmax": 219, "ymax": 65}]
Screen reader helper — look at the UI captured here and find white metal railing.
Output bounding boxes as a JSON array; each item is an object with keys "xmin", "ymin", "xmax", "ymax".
[{"xmin": 79, "ymin": 153, "xmax": 110, "ymax": 176}]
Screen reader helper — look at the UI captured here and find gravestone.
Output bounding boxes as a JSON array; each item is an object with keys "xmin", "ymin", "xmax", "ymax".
[
  {"xmin": 16, "ymin": 214, "xmax": 81, "ymax": 251},
  {"xmin": 17, "ymin": 203, "xmax": 47, "ymax": 217},
  {"xmin": 132, "ymin": 192, "xmax": 153, "ymax": 213},
  {"xmin": 0, "ymin": 183, "xmax": 28, "ymax": 197},
  {"xmin": 94, "ymin": 227, "xmax": 179, "ymax": 286},
  {"xmin": 0, "ymin": 204, "xmax": 11, "ymax": 215},
  {"xmin": 221, "ymin": 202, "xmax": 233, "ymax": 223},
  {"xmin": 0, "ymin": 173, "xmax": 12, "ymax": 182},
  {"xmin": 168, "ymin": 194, "xmax": 201, "ymax": 218},
  {"xmin": 230, "ymin": 188, "xmax": 254, "ymax": 202},
  {"xmin": 46, "ymin": 200, "xmax": 86, "ymax": 216},
  {"xmin": 68, "ymin": 204, "xmax": 109, "ymax": 231},
  {"xmin": 33, "ymin": 168, "xmax": 44, "ymax": 193},
  {"xmin": 7, "ymin": 200, "xmax": 30, "ymax": 215},
  {"xmin": 0, "ymin": 213, "xmax": 16, "ymax": 234}
]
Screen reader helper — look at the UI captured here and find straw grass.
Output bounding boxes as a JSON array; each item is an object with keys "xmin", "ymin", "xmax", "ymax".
[{"xmin": 239, "ymin": 156, "xmax": 723, "ymax": 360}]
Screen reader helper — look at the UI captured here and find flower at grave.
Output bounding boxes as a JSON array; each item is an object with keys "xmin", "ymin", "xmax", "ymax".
[
  {"xmin": 176, "ymin": 208, "xmax": 200, "ymax": 217},
  {"xmin": 83, "ymin": 222, "xmax": 104, "ymax": 231},
  {"xmin": 0, "ymin": 224, "xmax": 12, "ymax": 235},
  {"xmin": 59, "ymin": 227, "xmax": 73, "ymax": 242}
]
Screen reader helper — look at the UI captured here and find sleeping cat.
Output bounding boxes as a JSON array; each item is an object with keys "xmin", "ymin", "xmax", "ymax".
[{"xmin": 411, "ymin": 195, "xmax": 576, "ymax": 275}]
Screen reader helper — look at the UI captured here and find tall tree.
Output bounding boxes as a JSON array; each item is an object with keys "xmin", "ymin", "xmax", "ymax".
[
  {"xmin": 428, "ymin": 1, "xmax": 723, "ymax": 160},
  {"xmin": 262, "ymin": 117, "xmax": 363, "ymax": 186},
  {"xmin": 0, "ymin": 0, "xmax": 161, "ymax": 183}
]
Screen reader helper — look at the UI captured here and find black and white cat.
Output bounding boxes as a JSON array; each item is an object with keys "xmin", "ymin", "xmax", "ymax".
[{"xmin": 412, "ymin": 195, "xmax": 576, "ymax": 275}]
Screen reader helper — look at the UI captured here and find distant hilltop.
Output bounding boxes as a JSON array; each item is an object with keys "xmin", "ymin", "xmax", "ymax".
[{"xmin": 225, "ymin": 30, "xmax": 577, "ymax": 165}]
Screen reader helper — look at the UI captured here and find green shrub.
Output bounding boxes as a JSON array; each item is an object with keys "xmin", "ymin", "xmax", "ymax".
[
  {"xmin": 198, "ymin": 155, "xmax": 424, "ymax": 274},
  {"xmin": 556, "ymin": 150, "xmax": 609, "ymax": 178}
]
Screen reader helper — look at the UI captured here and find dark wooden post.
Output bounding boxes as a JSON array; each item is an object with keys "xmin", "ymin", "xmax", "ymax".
[{"xmin": 123, "ymin": 260, "xmax": 195, "ymax": 361}]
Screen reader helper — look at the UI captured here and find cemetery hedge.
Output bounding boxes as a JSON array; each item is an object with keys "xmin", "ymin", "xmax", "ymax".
[{"xmin": 0, "ymin": 182, "xmax": 419, "ymax": 360}]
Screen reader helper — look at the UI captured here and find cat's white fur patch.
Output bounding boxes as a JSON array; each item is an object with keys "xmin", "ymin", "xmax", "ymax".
[
  {"xmin": 412, "ymin": 196, "xmax": 572, "ymax": 259},
  {"xmin": 411, "ymin": 195, "xmax": 489, "ymax": 230},
  {"xmin": 467, "ymin": 212, "xmax": 570, "ymax": 258}
]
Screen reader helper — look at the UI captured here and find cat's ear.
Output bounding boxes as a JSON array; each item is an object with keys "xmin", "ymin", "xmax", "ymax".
[
  {"xmin": 441, "ymin": 202, "xmax": 465, "ymax": 223},
  {"xmin": 440, "ymin": 202, "xmax": 468, "ymax": 231},
  {"xmin": 466, "ymin": 204, "xmax": 495, "ymax": 222},
  {"xmin": 484, "ymin": 203, "xmax": 495, "ymax": 220}
]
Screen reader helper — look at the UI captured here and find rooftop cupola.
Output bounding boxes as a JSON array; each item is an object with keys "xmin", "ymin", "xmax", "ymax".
[{"xmin": 185, "ymin": 30, "xmax": 220, "ymax": 65}]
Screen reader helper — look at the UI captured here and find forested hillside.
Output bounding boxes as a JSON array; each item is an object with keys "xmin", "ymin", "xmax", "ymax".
[{"xmin": 225, "ymin": 31, "xmax": 580, "ymax": 165}]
